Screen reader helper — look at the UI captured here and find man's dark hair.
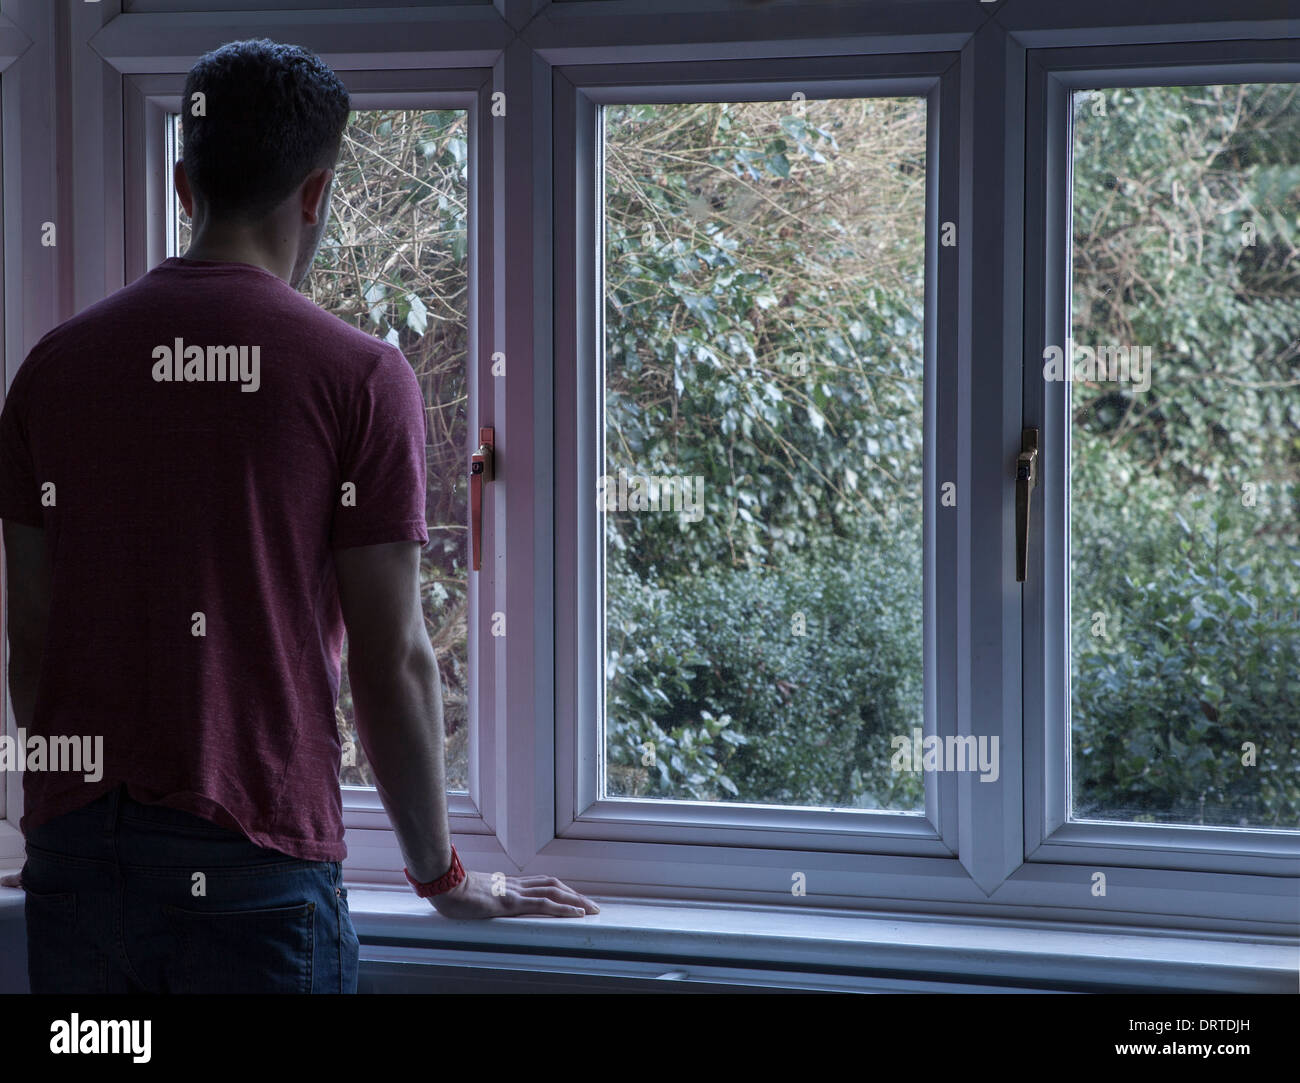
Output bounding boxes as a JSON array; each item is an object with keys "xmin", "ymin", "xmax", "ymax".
[{"xmin": 181, "ymin": 39, "xmax": 351, "ymax": 223}]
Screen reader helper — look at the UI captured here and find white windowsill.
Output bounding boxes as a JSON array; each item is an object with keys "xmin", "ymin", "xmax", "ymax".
[
  {"xmin": 1, "ymin": 872, "xmax": 1293, "ymax": 992},
  {"xmin": 341, "ymin": 887, "xmax": 1298, "ymax": 993}
]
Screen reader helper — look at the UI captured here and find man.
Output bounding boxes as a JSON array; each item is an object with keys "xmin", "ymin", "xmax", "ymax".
[{"xmin": 0, "ymin": 39, "xmax": 597, "ymax": 995}]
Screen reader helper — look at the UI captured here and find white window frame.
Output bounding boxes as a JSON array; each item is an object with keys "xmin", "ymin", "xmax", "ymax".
[
  {"xmin": 0, "ymin": 0, "xmax": 1293, "ymax": 948},
  {"xmin": 552, "ymin": 53, "xmax": 965, "ymax": 870},
  {"xmin": 1023, "ymin": 39, "xmax": 1300, "ymax": 887}
]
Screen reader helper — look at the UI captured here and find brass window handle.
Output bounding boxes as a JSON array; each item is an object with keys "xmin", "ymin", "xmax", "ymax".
[
  {"xmin": 470, "ymin": 426, "xmax": 494, "ymax": 571},
  {"xmin": 1016, "ymin": 428, "xmax": 1039, "ymax": 583}
]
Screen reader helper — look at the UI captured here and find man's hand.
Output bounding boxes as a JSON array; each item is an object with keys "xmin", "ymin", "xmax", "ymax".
[
  {"xmin": 0, "ymin": 871, "xmax": 22, "ymax": 889},
  {"xmin": 430, "ymin": 871, "xmax": 599, "ymax": 919}
]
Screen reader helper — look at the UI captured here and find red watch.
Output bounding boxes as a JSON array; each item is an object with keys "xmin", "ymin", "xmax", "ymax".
[{"xmin": 404, "ymin": 845, "xmax": 466, "ymax": 898}]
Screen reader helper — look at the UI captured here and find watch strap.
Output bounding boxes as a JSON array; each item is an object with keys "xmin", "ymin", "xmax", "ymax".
[{"xmin": 404, "ymin": 845, "xmax": 466, "ymax": 898}]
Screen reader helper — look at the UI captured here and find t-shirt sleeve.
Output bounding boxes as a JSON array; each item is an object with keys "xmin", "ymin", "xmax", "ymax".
[
  {"xmin": 0, "ymin": 360, "xmax": 46, "ymax": 528},
  {"xmin": 331, "ymin": 346, "xmax": 430, "ymax": 550}
]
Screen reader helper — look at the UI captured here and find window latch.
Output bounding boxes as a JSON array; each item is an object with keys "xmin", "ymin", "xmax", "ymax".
[
  {"xmin": 470, "ymin": 427, "xmax": 494, "ymax": 571},
  {"xmin": 1015, "ymin": 428, "xmax": 1039, "ymax": 583}
]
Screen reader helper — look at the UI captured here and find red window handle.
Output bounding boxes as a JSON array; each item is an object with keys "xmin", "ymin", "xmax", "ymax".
[{"xmin": 470, "ymin": 427, "xmax": 494, "ymax": 571}]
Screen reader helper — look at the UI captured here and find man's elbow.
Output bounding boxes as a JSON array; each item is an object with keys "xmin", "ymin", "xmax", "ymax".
[{"xmin": 348, "ymin": 635, "xmax": 438, "ymax": 692}]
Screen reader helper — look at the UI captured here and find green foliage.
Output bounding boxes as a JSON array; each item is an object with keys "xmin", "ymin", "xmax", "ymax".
[
  {"xmin": 1073, "ymin": 503, "xmax": 1300, "ymax": 827},
  {"xmin": 1070, "ymin": 84, "xmax": 1300, "ymax": 491},
  {"xmin": 604, "ymin": 99, "xmax": 926, "ymax": 574},
  {"xmin": 602, "ymin": 99, "xmax": 928, "ymax": 809},
  {"xmin": 607, "ymin": 534, "xmax": 924, "ymax": 809},
  {"xmin": 1069, "ymin": 84, "xmax": 1300, "ymax": 825},
  {"xmin": 605, "ymin": 85, "xmax": 1299, "ymax": 826}
]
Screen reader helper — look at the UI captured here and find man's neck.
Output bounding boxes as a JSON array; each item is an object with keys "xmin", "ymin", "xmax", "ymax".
[{"xmin": 181, "ymin": 233, "xmax": 293, "ymax": 284}]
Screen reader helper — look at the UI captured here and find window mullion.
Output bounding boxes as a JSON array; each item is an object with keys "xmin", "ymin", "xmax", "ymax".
[{"xmin": 952, "ymin": 22, "xmax": 1027, "ymax": 894}]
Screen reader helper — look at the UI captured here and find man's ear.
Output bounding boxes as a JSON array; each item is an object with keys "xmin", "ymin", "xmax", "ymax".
[
  {"xmin": 300, "ymin": 168, "xmax": 333, "ymax": 225},
  {"xmin": 174, "ymin": 159, "xmax": 196, "ymax": 217}
]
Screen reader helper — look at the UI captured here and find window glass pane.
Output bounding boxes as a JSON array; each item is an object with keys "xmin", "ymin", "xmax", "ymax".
[
  {"xmin": 1068, "ymin": 83, "xmax": 1300, "ymax": 829},
  {"xmin": 601, "ymin": 97, "xmax": 927, "ymax": 809},
  {"xmin": 170, "ymin": 109, "xmax": 471, "ymax": 792}
]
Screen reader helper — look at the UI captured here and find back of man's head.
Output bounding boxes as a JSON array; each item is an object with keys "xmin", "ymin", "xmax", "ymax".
[{"xmin": 181, "ymin": 39, "xmax": 351, "ymax": 225}]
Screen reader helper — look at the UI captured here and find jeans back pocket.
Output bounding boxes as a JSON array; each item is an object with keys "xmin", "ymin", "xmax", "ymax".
[{"xmin": 162, "ymin": 900, "xmax": 316, "ymax": 994}]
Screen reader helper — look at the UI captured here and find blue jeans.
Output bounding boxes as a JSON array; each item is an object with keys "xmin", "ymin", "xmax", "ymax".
[{"xmin": 22, "ymin": 783, "xmax": 359, "ymax": 994}]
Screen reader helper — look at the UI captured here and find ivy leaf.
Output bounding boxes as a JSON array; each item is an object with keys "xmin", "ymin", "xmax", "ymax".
[
  {"xmin": 406, "ymin": 293, "xmax": 428, "ymax": 336},
  {"xmin": 364, "ymin": 281, "xmax": 387, "ymax": 326}
]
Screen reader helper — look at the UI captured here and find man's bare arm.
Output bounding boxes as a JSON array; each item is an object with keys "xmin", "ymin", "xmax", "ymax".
[
  {"xmin": 334, "ymin": 540, "xmax": 450, "ymax": 881},
  {"xmin": 333, "ymin": 540, "xmax": 598, "ymax": 918}
]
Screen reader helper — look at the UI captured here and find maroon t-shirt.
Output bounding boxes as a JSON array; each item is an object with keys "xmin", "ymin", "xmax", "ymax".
[{"xmin": 0, "ymin": 257, "xmax": 429, "ymax": 861}]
